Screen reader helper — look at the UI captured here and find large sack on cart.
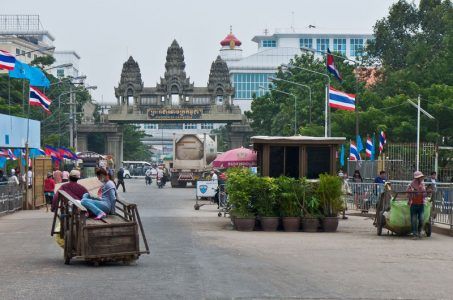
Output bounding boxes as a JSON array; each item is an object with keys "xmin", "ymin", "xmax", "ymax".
[{"xmin": 384, "ymin": 199, "xmax": 431, "ymax": 235}]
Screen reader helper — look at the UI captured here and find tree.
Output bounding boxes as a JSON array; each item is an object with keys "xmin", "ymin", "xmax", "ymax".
[
  {"xmin": 122, "ymin": 125, "xmax": 151, "ymax": 161},
  {"xmin": 30, "ymin": 55, "xmax": 55, "ymax": 68}
]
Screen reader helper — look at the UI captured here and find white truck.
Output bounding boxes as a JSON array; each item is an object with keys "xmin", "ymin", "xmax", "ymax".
[{"xmin": 170, "ymin": 133, "xmax": 217, "ymax": 188}]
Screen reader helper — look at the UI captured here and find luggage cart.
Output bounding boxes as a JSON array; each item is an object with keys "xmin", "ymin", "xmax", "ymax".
[{"xmin": 194, "ymin": 180, "xmax": 218, "ymax": 210}]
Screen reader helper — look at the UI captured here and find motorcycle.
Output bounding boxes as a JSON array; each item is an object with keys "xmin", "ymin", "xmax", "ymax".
[
  {"xmin": 145, "ymin": 175, "xmax": 152, "ymax": 185},
  {"xmin": 157, "ymin": 176, "xmax": 164, "ymax": 189}
]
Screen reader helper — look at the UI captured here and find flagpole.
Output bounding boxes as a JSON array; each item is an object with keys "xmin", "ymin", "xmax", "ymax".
[{"xmin": 25, "ymin": 81, "xmax": 31, "ymax": 209}]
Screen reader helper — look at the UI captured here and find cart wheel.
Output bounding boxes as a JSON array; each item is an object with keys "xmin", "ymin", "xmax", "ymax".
[
  {"xmin": 377, "ymin": 213, "xmax": 384, "ymax": 236},
  {"xmin": 218, "ymin": 212, "xmax": 222, "ymax": 217},
  {"xmin": 425, "ymin": 222, "xmax": 432, "ymax": 237},
  {"xmin": 194, "ymin": 204, "xmax": 200, "ymax": 210},
  {"xmin": 63, "ymin": 232, "xmax": 71, "ymax": 265}
]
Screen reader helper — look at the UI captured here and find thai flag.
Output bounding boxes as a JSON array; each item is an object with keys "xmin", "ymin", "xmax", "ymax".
[
  {"xmin": 329, "ymin": 87, "xmax": 355, "ymax": 111},
  {"xmin": 366, "ymin": 136, "xmax": 373, "ymax": 159},
  {"xmin": 7, "ymin": 149, "xmax": 16, "ymax": 160},
  {"xmin": 379, "ymin": 131, "xmax": 386, "ymax": 154},
  {"xmin": 326, "ymin": 48, "xmax": 342, "ymax": 82},
  {"xmin": 0, "ymin": 149, "xmax": 9, "ymax": 157},
  {"xmin": 349, "ymin": 141, "xmax": 361, "ymax": 161},
  {"xmin": 29, "ymin": 86, "xmax": 52, "ymax": 114},
  {"xmin": 0, "ymin": 50, "xmax": 16, "ymax": 71}
]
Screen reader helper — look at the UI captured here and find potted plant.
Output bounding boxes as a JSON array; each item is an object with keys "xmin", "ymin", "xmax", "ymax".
[
  {"xmin": 301, "ymin": 180, "xmax": 321, "ymax": 232},
  {"xmin": 276, "ymin": 176, "xmax": 302, "ymax": 232},
  {"xmin": 226, "ymin": 168, "xmax": 256, "ymax": 231},
  {"xmin": 254, "ymin": 177, "xmax": 279, "ymax": 231},
  {"xmin": 317, "ymin": 174, "xmax": 343, "ymax": 232}
]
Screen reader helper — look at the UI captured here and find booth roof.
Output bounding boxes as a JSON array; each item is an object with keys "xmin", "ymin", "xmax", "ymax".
[{"xmin": 251, "ymin": 135, "xmax": 346, "ymax": 145}]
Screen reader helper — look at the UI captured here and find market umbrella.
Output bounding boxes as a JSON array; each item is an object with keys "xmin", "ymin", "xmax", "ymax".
[{"xmin": 212, "ymin": 147, "xmax": 257, "ymax": 168}]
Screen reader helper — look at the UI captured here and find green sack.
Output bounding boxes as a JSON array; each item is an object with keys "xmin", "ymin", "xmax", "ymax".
[{"xmin": 385, "ymin": 199, "xmax": 431, "ymax": 235}]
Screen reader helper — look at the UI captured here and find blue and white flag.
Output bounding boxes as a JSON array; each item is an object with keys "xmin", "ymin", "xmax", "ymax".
[
  {"xmin": 340, "ymin": 144, "xmax": 345, "ymax": 167},
  {"xmin": 9, "ymin": 59, "xmax": 31, "ymax": 79},
  {"xmin": 329, "ymin": 87, "xmax": 356, "ymax": 111},
  {"xmin": 356, "ymin": 135, "xmax": 364, "ymax": 153},
  {"xmin": 29, "ymin": 86, "xmax": 52, "ymax": 114},
  {"xmin": 349, "ymin": 141, "xmax": 361, "ymax": 161},
  {"xmin": 29, "ymin": 66, "xmax": 50, "ymax": 88},
  {"xmin": 0, "ymin": 50, "xmax": 16, "ymax": 70}
]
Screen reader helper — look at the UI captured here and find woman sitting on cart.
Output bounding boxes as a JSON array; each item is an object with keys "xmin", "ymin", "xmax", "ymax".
[{"xmin": 81, "ymin": 168, "xmax": 117, "ymax": 220}]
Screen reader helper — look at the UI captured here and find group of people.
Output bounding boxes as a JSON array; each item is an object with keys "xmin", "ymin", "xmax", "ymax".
[
  {"xmin": 45, "ymin": 167, "xmax": 117, "ymax": 221},
  {"xmin": 144, "ymin": 165, "xmax": 169, "ymax": 187},
  {"xmin": 0, "ymin": 167, "xmax": 33, "ymax": 188}
]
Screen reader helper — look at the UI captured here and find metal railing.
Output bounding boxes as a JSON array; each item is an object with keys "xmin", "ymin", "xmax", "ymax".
[
  {"xmin": 0, "ymin": 183, "xmax": 23, "ymax": 215},
  {"xmin": 345, "ymin": 181, "xmax": 453, "ymax": 228}
]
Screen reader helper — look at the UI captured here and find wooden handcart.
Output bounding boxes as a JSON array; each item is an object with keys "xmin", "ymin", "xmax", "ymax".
[{"xmin": 51, "ymin": 190, "xmax": 150, "ymax": 265}]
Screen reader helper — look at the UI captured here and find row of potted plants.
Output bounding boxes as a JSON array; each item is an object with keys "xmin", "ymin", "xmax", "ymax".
[{"xmin": 226, "ymin": 168, "xmax": 343, "ymax": 232}]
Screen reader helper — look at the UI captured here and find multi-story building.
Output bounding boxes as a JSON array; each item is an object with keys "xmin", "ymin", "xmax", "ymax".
[
  {"xmin": 220, "ymin": 27, "xmax": 373, "ymax": 112},
  {"xmin": 50, "ymin": 50, "xmax": 81, "ymax": 78},
  {"xmin": 0, "ymin": 15, "xmax": 54, "ymax": 64}
]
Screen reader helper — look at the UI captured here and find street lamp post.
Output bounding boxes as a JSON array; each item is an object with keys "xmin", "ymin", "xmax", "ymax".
[
  {"xmin": 270, "ymin": 77, "xmax": 312, "ymax": 124},
  {"xmin": 407, "ymin": 95, "xmax": 435, "ymax": 171},
  {"xmin": 259, "ymin": 85, "xmax": 298, "ymax": 135},
  {"xmin": 281, "ymin": 64, "xmax": 330, "ymax": 137}
]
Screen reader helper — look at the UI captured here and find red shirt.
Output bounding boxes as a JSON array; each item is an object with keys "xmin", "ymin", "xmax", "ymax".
[
  {"xmin": 407, "ymin": 180, "xmax": 426, "ymax": 205},
  {"xmin": 51, "ymin": 181, "xmax": 89, "ymax": 211},
  {"xmin": 44, "ymin": 178, "xmax": 55, "ymax": 192}
]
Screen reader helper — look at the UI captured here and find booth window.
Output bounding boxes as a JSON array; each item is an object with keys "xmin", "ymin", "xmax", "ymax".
[
  {"xmin": 306, "ymin": 146, "xmax": 330, "ymax": 179},
  {"xmin": 269, "ymin": 146, "xmax": 299, "ymax": 178}
]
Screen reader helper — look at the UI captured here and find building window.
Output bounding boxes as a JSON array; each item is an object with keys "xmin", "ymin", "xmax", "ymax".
[
  {"xmin": 57, "ymin": 69, "xmax": 65, "ymax": 78},
  {"xmin": 233, "ymin": 73, "xmax": 274, "ymax": 100},
  {"xmin": 350, "ymin": 38, "xmax": 364, "ymax": 57},
  {"xmin": 201, "ymin": 123, "xmax": 213, "ymax": 130},
  {"xmin": 144, "ymin": 124, "xmax": 158, "ymax": 130},
  {"xmin": 21, "ymin": 50, "xmax": 25, "ymax": 56},
  {"xmin": 216, "ymin": 95, "xmax": 223, "ymax": 104},
  {"xmin": 183, "ymin": 123, "xmax": 197, "ymax": 130},
  {"xmin": 27, "ymin": 52, "xmax": 31, "ymax": 58},
  {"xmin": 316, "ymin": 38, "xmax": 330, "ymax": 52},
  {"xmin": 16, "ymin": 48, "xmax": 20, "ymax": 55},
  {"xmin": 192, "ymin": 97, "xmax": 210, "ymax": 105},
  {"xmin": 299, "ymin": 38, "xmax": 313, "ymax": 49},
  {"xmin": 262, "ymin": 40, "xmax": 276, "ymax": 48},
  {"xmin": 333, "ymin": 38, "xmax": 346, "ymax": 55},
  {"xmin": 161, "ymin": 123, "xmax": 183, "ymax": 130}
]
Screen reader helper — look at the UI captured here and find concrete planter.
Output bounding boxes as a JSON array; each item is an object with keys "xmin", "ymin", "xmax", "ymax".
[
  {"xmin": 234, "ymin": 217, "xmax": 255, "ymax": 231},
  {"xmin": 301, "ymin": 217, "xmax": 320, "ymax": 232},
  {"xmin": 260, "ymin": 217, "xmax": 279, "ymax": 231},
  {"xmin": 282, "ymin": 217, "xmax": 300, "ymax": 232},
  {"xmin": 322, "ymin": 217, "xmax": 339, "ymax": 232}
]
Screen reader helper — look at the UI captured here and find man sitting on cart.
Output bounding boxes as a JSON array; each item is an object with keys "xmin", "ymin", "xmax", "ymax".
[
  {"xmin": 407, "ymin": 171, "xmax": 427, "ymax": 239},
  {"xmin": 51, "ymin": 170, "xmax": 89, "ymax": 212}
]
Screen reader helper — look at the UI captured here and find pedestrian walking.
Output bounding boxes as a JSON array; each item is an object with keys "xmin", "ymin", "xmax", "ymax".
[
  {"xmin": 9, "ymin": 169, "xmax": 19, "ymax": 186},
  {"xmin": 44, "ymin": 172, "xmax": 55, "ymax": 212},
  {"xmin": 53, "ymin": 168, "xmax": 62, "ymax": 184},
  {"xmin": 145, "ymin": 168, "xmax": 152, "ymax": 185},
  {"xmin": 407, "ymin": 171, "xmax": 427, "ymax": 239},
  {"xmin": 0, "ymin": 170, "xmax": 7, "ymax": 184},
  {"xmin": 62, "ymin": 169, "xmax": 70, "ymax": 183},
  {"xmin": 352, "ymin": 170, "xmax": 363, "ymax": 209},
  {"xmin": 116, "ymin": 167, "xmax": 126, "ymax": 192}
]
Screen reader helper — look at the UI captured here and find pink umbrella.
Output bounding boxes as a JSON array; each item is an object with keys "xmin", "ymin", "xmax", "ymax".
[{"xmin": 212, "ymin": 147, "xmax": 257, "ymax": 168}]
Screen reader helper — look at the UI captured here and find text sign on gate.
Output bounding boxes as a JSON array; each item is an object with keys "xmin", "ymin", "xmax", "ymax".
[
  {"xmin": 196, "ymin": 180, "xmax": 218, "ymax": 198},
  {"xmin": 147, "ymin": 108, "xmax": 202, "ymax": 120}
]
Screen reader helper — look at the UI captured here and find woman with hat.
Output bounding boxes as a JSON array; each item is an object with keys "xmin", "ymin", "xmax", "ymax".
[
  {"xmin": 407, "ymin": 171, "xmax": 427, "ymax": 239},
  {"xmin": 44, "ymin": 172, "xmax": 55, "ymax": 212}
]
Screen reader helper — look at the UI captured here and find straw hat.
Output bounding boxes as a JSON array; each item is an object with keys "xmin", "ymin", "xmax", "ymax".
[{"xmin": 413, "ymin": 171, "xmax": 424, "ymax": 179}]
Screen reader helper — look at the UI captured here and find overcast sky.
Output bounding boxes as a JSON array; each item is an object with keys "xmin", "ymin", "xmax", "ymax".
[{"xmin": 5, "ymin": 0, "xmax": 398, "ymax": 103}]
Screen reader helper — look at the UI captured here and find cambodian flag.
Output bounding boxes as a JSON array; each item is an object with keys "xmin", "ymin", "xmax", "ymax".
[
  {"xmin": 0, "ymin": 50, "xmax": 16, "ymax": 71},
  {"xmin": 349, "ymin": 141, "xmax": 361, "ymax": 161},
  {"xmin": 45, "ymin": 145, "xmax": 61, "ymax": 160},
  {"xmin": 366, "ymin": 136, "xmax": 374, "ymax": 160},
  {"xmin": 379, "ymin": 131, "xmax": 386, "ymax": 154},
  {"xmin": 326, "ymin": 48, "xmax": 342, "ymax": 82},
  {"xmin": 29, "ymin": 86, "xmax": 52, "ymax": 114},
  {"xmin": 329, "ymin": 87, "xmax": 355, "ymax": 111},
  {"xmin": 58, "ymin": 147, "xmax": 78, "ymax": 160}
]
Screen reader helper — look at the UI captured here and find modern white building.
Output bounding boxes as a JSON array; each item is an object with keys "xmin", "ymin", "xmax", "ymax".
[
  {"xmin": 50, "ymin": 50, "xmax": 81, "ymax": 78},
  {"xmin": 0, "ymin": 15, "xmax": 55, "ymax": 64},
  {"xmin": 219, "ymin": 27, "xmax": 374, "ymax": 112}
]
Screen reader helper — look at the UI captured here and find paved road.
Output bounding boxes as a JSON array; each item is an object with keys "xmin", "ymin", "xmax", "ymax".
[{"xmin": 1, "ymin": 179, "xmax": 453, "ymax": 300}]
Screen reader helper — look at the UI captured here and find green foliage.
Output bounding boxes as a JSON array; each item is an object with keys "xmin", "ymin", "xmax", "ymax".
[
  {"xmin": 254, "ymin": 177, "xmax": 278, "ymax": 217},
  {"xmin": 302, "ymin": 181, "xmax": 321, "ymax": 218},
  {"xmin": 30, "ymin": 55, "xmax": 55, "ymax": 67},
  {"xmin": 122, "ymin": 124, "xmax": 151, "ymax": 161},
  {"xmin": 317, "ymin": 174, "xmax": 343, "ymax": 217},
  {"xmin": 275, "ymin": 176, "xmax": 303, "ymax": 217},
  {"xmin": 225, "ymin": 168, "xmax": 257, "ymax": 217}
]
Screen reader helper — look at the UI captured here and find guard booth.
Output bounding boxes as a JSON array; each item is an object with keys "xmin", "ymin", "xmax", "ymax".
[{"xmin": 251, "ymin": 136, "xmax": 345, "ymax": 179}]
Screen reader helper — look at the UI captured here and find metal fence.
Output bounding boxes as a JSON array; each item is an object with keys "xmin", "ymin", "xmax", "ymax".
[
  {"xmin": 345, "ymin": 181, "xmax": 453, "ymax": 228},
  {"xmin": 0, "ymin": 183, "xmax": 23, "ymax": 215}
]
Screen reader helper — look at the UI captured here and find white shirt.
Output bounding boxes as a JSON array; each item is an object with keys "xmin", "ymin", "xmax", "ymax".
[
  {"xmin": 157, "ymin": 169, "xmax": 164, "ymax": 179},
  {"xmin": 211, "ymin": 173, "xmax": 218, "ymax": 181}
]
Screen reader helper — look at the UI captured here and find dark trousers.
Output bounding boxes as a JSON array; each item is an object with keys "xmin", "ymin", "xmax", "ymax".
[
  {"xmin": 410, "ymin": 204, "xmax": 424, "ymax": 236},
  {"xmin": 116, "ymin": 179, "xmax": 126, "ymax": 192}
]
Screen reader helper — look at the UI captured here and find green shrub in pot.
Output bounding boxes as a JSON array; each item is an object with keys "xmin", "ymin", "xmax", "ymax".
[
  {"xmin": 317, "ymin": 174, "xmax": 343, "ymax": 217},
  {"xmin": 275, "ymin": 176, "xmax": 303, "ymax": 217},
  {"xmin": 226, "ymin": 168, "xmax": 256, "ymax": 218},
  {"xmin": 254, "ymin": 177, "xmax": 278, "ymax": 217}
]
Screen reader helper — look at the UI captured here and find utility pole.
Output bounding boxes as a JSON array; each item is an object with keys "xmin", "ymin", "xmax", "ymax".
[
  {"xmin": 416, "ymin": 94, "xmax": 421, "ymax": 171},
  {"xmin": 69, "ymin": 85, "xmax": 74, "ymax": 148}
]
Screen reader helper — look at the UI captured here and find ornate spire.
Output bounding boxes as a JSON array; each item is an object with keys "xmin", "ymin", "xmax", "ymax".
[
  {"xmin": 164, "ymin": 39, "xmax": 186, "ymax": 78},
  {"xmin": 120, "ymin": 56, "xmax": 142, "ymax": 86},
  {"xmin": 208, "ymin": 56, "xmax": 232, "ymax": 92}
]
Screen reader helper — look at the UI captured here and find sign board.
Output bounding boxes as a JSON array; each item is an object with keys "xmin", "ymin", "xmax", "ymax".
[
  {"xmin": 196, "ymin": 180, "xmax": 218, "ymax": 198},
  {"xmin": 0, "ymin": 113, "xmax": 40, "ymax": 148},
  {"xmin": 147, "ymin": 108, "xmax": 202, "ymax": 120}
]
